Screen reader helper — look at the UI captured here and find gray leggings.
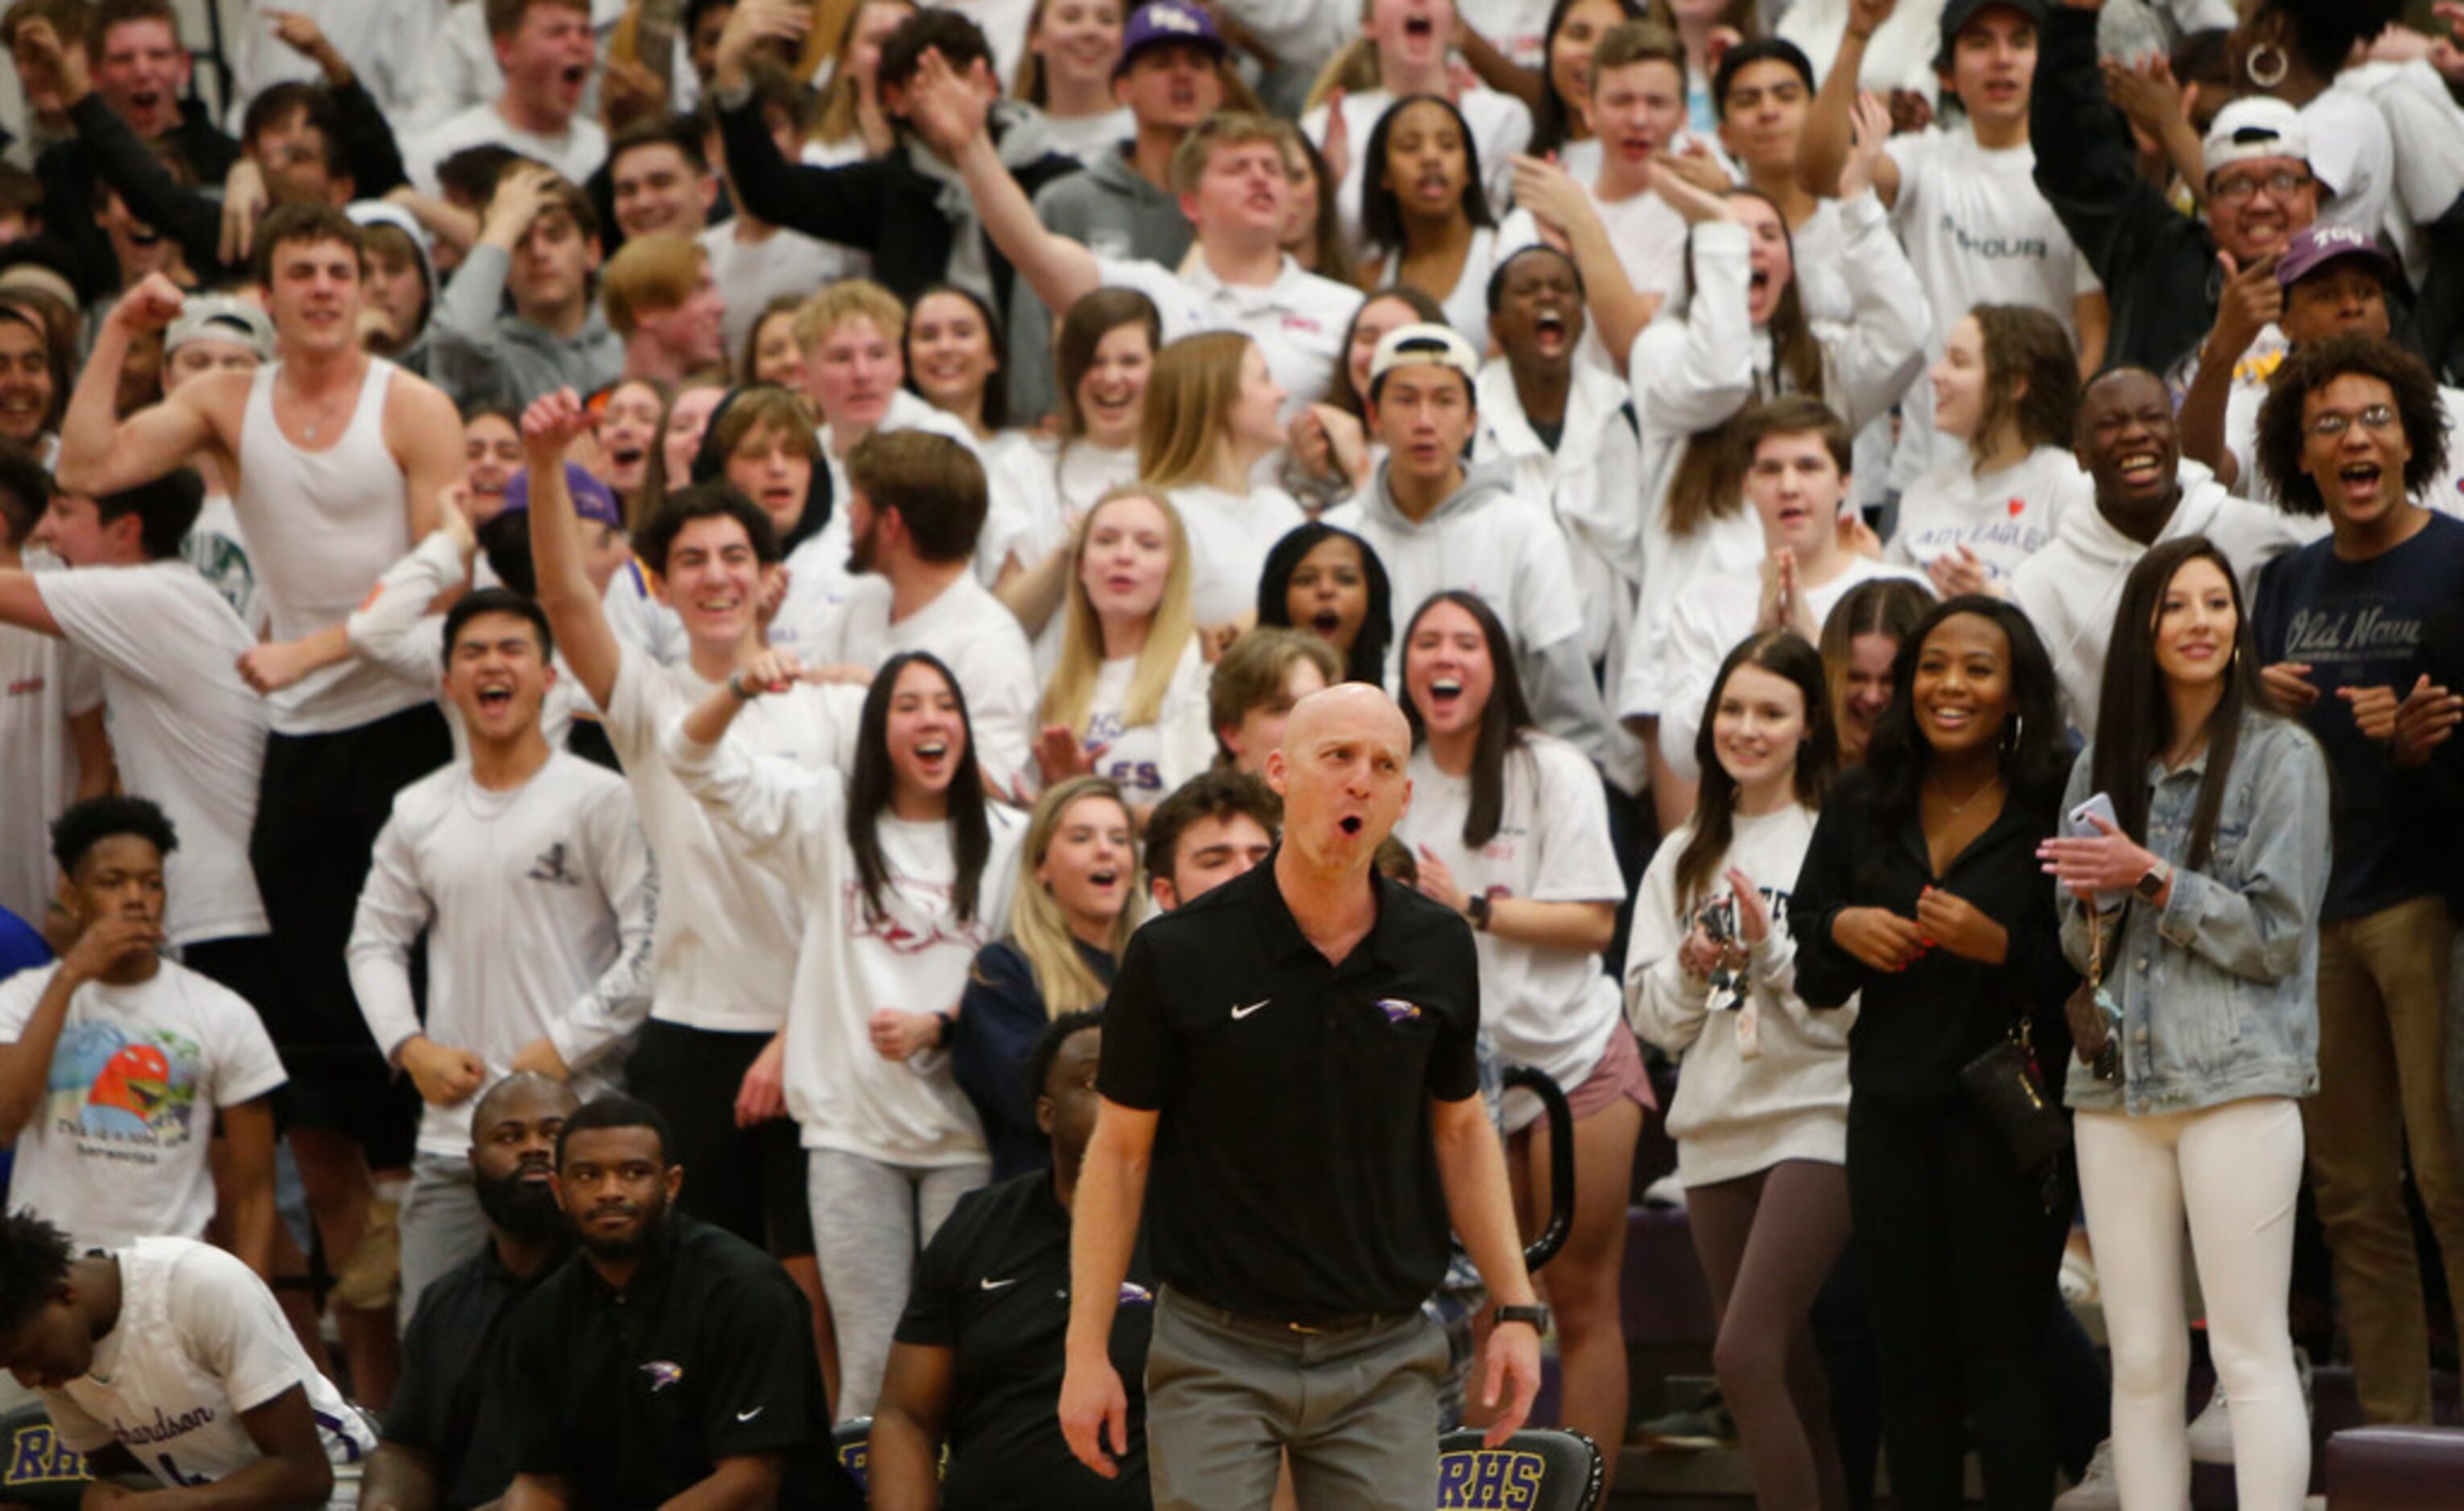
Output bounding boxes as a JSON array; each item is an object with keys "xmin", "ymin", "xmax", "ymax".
[
  {"xmin": 1687, "ymin": 1158, "xmax": 1856, "ymax": 1511},
  {"xmin": 807, "ymin": 1149, "xmax": 988, "ymax": 1418}
]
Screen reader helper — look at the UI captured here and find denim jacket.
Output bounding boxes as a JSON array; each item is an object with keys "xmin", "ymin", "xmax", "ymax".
[{"xmin": 2057, "ymin": 713, "xmax": 2330, "ymax": 1114}]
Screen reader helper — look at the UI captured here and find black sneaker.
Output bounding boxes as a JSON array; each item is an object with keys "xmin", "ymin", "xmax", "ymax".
[{"xmin": 1637, "ymin": 1387, "xmax": 1741, "ymax": 1450}]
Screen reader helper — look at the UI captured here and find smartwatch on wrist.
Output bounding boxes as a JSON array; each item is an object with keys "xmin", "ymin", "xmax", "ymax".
[
  {"xmin": 1492, "ymin": 1303, "xmax": 1550, "ymax": 1333},
  {"xmin": 2134, "ymin": 858, "xmax": 2173, "ymax": 903},
  {"xmin": 1465, "ymin": 894, "xmax": 1493, "ymax": 932}
]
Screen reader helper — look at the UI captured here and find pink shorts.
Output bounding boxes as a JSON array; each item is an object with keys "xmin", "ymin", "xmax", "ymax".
[{"xmin": 1565, "ymin": 1023, "xmax": 1658, "ymax": 1121}]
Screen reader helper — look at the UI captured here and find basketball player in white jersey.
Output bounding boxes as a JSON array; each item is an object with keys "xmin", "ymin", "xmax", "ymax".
[
  {"xmin": 54, "ymin": 202, "xmax": 471, "ymax": 1399},
  {"xmin": 0, "ymin": 1210, "xmax": 377, "ymax": 1508}
]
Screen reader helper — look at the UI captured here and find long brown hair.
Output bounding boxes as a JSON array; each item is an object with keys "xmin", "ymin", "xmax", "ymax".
[
  {"xmin": 2088, "ymin": 537, "xmax": 2279, "ymax": 871},
  {"xmin": 1675, "ymin": 631, "xmax": 1836, "ymax": 908},
  {"xmin": 1967, "ymin": 303, "xmax": 2080, "ymax": 469},
  {"xmin": 1661, "ymin": 187, "xmax": 1821, "ymax": 537},
  {"xmin": 1138, "ymin": 331, "xmax": 1251, "ymax": 490}
]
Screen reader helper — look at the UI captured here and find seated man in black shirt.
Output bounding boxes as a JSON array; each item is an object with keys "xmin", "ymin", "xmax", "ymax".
[
  {"xmin": 362, "ymin": 1073, "xmax": 579, "ymax": 1511},
  {"xmin": 499, "ymin": 1095, "xmax": 860, "ymax": 1510},
  {"xmin": 873, "ymin": 1010, "xmax": 1157, "ymax": 1510}
]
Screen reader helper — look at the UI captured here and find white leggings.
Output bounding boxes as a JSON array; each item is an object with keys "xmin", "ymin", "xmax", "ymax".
[
  {"xmin": 2074, "ymin": 1097, "xmax": 2308, "ymax": 1511},
  {"xmin": 807, "ymin": 1149, "xmax": 989, "ymax": 1419}
]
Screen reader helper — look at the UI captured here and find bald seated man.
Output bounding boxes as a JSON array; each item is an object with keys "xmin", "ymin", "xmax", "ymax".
[
  {"xmin": 1059, "ymin": 685, "xmax": 1546, "ymax": 1511},
  {"xmin": 361, "ymin": 1073, "xmax": 581, "ymax": 1511}
]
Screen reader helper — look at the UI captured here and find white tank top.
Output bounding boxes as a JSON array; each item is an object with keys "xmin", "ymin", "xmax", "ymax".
[{"xmin": 236, "ymin": 358, "xmax": 426, "ymax": 735}]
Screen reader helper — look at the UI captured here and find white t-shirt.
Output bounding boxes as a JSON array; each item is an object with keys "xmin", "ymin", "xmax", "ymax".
[
  {"xmin": 1399, "ymin": 735, "xmax": 1625, "ymax": 1129},
  {"xmin": 37, "ymin": 563, "xmax": 270, "ymax": 945},
  {"xmin": 403, "ymin": 102, "xmax": 609, "ymax": 196},
  {"xmin": 179, "ymin": 493, "xmax": 262, "ymax": 634},
  {"xmin": 1887, "ymin": 445, "xmax": 2091, "ymax": 584},
  {"xmin": 1094, "ymin": 252, "xmax": 1364, "ymax": 415},
  {"xmin": 1459, "ymin": 0, "xmax": 1554, "ymax": 65},
  {"xmin": 662, "ymin": 726, "xmax": 1022, "ymax": 1165},
  {"xmin": 1644, "ymin": 554, "xmax": 1933, "ymax": 783},
  {"xmin": 1304, "ymin": 86, "xmax": 1531, "ymax": 258},
  {"xmin": 1167, "ymin": 481, "xmax": 1309, "ymax": 629},
  {"xmin": 1372, "ymin": 226, "xmax": 1506, "ymax": 352},
  {"xmin": 702, "ymin": 221, "xmax": 866, "ymax": 365},
  {"xmin": 806, "ymin": 573, "xmax": 1040, "ymax": 795},
  {"xmin": 603, "ymin": 648, "xmax": 855, "ymax": 1032},
  {"xmin": 347, "ymin": 751, "xmax": 656, "ymax": 1158},
  {"xmin": 1035, "ymin": 106, "xmax": 1134, "ymax": 165},
  {"xmin": 0, "ymin": 620, "xmax": 95, "ymax": 928},
  {"xmin": 40, "ymin": 1238, "xmax": 374, "ymax": 1484},
  {"xmin": 1078, "ymin": 640, "xmax": 1213, "ymax": 804},
  {"xmin": 0, "ymin": 961, "xmax": 285, "ymax": 1247},
  {"xmin": 1883, "ymin": 125, "xmax": 2101, "ymax": 480}
]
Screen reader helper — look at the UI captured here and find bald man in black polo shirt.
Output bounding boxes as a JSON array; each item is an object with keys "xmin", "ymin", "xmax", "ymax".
[{"xmin": 1060, "ymin": 684, "xmax": 1543, "ymax": 1509}]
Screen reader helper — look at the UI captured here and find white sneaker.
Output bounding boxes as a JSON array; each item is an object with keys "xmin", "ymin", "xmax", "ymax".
[
  {"xmin": 2185, "ymin": 1346, "xmax": 2313, "ymax": 1466},
  {"xmin": 2054, "ymin": 1439, "xmax": 2120, "ymax": 1511}
]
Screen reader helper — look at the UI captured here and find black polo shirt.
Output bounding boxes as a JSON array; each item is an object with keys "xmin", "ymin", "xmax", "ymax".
[
  {"xmin": 384, "ymin": 1240, "xmax": 567, "ymax": 1509},
  {"xmin": 1098, "ymin": 855, "xmax": 1481, "ymax": 1321},
  {"xmin": 893, "ymin": 1171, "xmax": 1156, "ymax": 1509},
  {"xmin": 500, "ymin": 1213, "xmax": 858, "ymax": 1509}
]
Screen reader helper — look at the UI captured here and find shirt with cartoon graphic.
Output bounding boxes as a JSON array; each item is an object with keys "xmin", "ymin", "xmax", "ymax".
[{"xmin": 0, "ymin": 959, "xmax": 285, "ymax": 1248}]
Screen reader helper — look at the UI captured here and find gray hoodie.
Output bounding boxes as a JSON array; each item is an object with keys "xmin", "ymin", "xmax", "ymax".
[
  {"xmin": 1329, "ymin": 459, "xmax": 1617, "ymax": 773},
  {"xmin": 427, "ymin": 242, "xmax": 624, "ymax": 414}
]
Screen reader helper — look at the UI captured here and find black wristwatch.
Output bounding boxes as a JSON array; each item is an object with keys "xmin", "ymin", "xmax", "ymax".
[
  {"xmin": 2134, "ymin": 858, "xmax": 2174, "ymax": 902},
  {"xmin": 1465, "ymin": 894, "xmax": 1493, "ymax": 932},
  {"xmin": 1491, "ymin": 1303, "xmax": 1549, "ymax": 1333}
]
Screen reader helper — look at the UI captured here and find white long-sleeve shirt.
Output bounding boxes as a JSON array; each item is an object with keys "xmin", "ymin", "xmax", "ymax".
[
  {"xmin": 348, "ymin": 751, "xmax": 656, "ymax": 1157},
  {"xmin": 662, "ymin": 722, "xmax": 1021, "ymax": 1167},
  {"xmin": 1625, "ymin": 806, "xmax": 1854, "ymax": 1187}
]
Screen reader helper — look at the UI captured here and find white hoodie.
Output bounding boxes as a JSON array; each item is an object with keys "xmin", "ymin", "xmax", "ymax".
[{"xmin": 2008, "ymin": 459, "xmax": 2309, "ymax": 739}]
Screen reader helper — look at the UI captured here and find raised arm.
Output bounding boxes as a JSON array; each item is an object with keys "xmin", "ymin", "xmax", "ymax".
[
  {"xmin": 2178, "ymin": 253, "xmax": 2281, "ymax": 488},
  {"xmin": 711, "ymin": 0, "xmax": 891, "ymax": 252},
  {"xmin": 661, "ymin": 652, "xmax": 845, "ymax": 891},
  {"xmin": 1506, "ymin": 155, "xmax": 1659, "ymax": 372},
  {"xmin": 1798, "ymin": 0, "xmax": 1902, "ymax": 208},
  {"xmin": 1822, "ymin": 113, "xmax": 1931, "ymax": 429},
  {"xmin": 1632, "ymin": 173, "xmax": 1757, "ymax": 433},
  {"xmin": 910, "ymin": 47, "xmax": 1104, "ymax": 318},
  {"xmin": 55, "ymin": 277, "xmax": 226, "ymax": 496},
  {"xmin": 523, "ymin": 389, "xmax": 626, "ymax": 708}
]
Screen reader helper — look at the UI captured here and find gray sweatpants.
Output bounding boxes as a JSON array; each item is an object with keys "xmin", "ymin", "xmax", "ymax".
[
  {"xmin": 398, "ymin": 1153, "xmax": 488, "ymax": 1328},
  {"xmin": 807, "ymin": 1149, "xmax": 988, "ymax": 1418},
  {"xmin": 1146, "ymin": 1288, "xmax": 1450, "ymax": 1511}
]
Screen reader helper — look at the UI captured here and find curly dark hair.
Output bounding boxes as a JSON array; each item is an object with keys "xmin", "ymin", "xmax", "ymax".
[
  {"xmin": 2253, "ymin": 334, "xmax": 2450, "ymax": 518},
  {"xmin": 51, "ymin": 794, "xmax": 178, "ymax": 876},
  {"xmin": 0, "ymin": 1211, "xmax": 72, "ymax": 1338}
]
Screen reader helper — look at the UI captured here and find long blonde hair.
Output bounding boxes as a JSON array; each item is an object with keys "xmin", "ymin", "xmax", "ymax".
[
  {"xmin": 1007, "ymin": 776, "xmax": 1139, "ymax": 1016},
  {"xmin": 1042, "ymin": 486, "xmax": 1198, "ymax": 735},
  {"xmin": 1138, "ymin": 331, "xmax": 1251, "ymax": 490}
]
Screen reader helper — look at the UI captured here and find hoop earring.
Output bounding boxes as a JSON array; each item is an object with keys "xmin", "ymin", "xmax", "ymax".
[{"xmin": 2245, "ymin": 43, "xmax": 2289, "ymax": 89}]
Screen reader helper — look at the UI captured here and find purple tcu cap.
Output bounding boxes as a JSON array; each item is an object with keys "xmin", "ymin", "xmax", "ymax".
[
  {"xmin": 502, "ymin": 463, "xmax": 622, "ymax": 529},
  {"xmin": 2273, "ymin": 224, "xmax": 2397, "ymax": 290},
  {"xmin": 1114, "ymin": 0, "xmax": 1226, "ymax": 78}
]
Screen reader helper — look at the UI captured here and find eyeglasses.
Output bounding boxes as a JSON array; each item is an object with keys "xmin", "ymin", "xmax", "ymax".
[
  {"xmin": 2210, "ymin": 169, "xmax": 2313, "ymax": 206},
  {"xmin": 2309, "ymin": 404, "xmax": 2399, "ymax": 439}
]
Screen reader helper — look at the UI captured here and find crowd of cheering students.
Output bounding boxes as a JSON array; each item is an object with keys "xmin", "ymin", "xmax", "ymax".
[{"xmin": 0, "ymin": 0, "xmax": 2456, "ymax": 1505}]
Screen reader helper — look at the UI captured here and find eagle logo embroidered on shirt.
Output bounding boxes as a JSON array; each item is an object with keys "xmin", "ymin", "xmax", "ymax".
[
  {"xmin": 641, "ymin": 1362, "xmax": 685, "ymax": 1392},
  {"xmin": 527, "ymin": 842, "xmax": 581, "ymax": 886},
  {"xmin": 1119, "ymin": 1282, "xmax": 1155, "ymax": 1307},
  {"xmin": 1376, "ymin": 999, "xmax": 1424, "ymax": 1026}
]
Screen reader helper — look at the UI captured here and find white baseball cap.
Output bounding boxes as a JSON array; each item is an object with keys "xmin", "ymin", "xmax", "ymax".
[
  {"xmin": 1367, "ymin": 323, "xmax": 1480, "ymax": 389},
  {"xmin": 2202, "ymin": 96, "xmax": 2309, "ymax": 180}
]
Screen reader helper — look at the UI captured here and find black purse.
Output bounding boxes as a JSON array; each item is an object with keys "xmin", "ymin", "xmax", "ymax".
[{"xmin": 1960, "ymin": 1013, "xmax": 2071, "ymax": 1172}]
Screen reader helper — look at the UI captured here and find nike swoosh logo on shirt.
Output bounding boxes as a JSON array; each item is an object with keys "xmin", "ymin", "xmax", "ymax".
[
  {"xmin": 980, "ymin": 1276, "xmax": 1018, "ymax": 1290},
  {"xmin": 1231, "ymin": 999, "xmax": 1270, "ymax": 1019},
  {"xmin": 735, "ymin": 1407, "xmax": 764, "ymax": 1422}
]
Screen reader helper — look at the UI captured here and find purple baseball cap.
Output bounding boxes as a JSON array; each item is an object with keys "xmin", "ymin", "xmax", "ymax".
[
  {"xmin": 2273, "ymin": 224, "xmax": 2397, "ymax": 291},
  {"xmin": 502, "ymin": 463, "xmax": 622, "ymax": 529},
  {"xmin": 1114, "ymin": 0, "xmax": 1226, "ymax": 78}
]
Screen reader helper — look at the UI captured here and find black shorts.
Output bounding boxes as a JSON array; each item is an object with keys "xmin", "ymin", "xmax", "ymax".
[
  {"xmin": 247, "ymin": 702, "xmax": 451, "ymax": 1166},
  {"xmin": 628, "ymin": 1019, "xmax": 814, "ymax": 1258}
]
